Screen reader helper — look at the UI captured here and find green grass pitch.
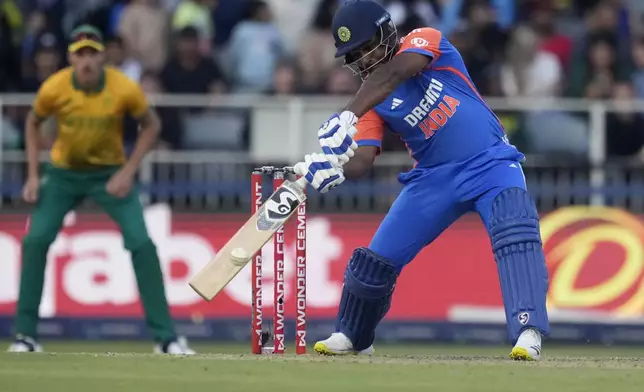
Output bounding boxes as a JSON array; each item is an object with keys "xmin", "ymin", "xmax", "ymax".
[{"xmin": 1, "ymin": 341, "xmax": 643, "ymax": 392}]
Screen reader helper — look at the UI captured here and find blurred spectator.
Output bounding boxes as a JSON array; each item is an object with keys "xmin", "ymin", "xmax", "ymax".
[
  {"xmin": 601, "ymin": 0, "xmax": 632, "ymax": 40},
  {"xmin": 438, "ymin": 0, "xmax": 516, "ymax": 38},
  {"xmin": 21, "ymin": 31, "xmax": 63, "ymax": 92},
  {"xmin": 227, "ymin": 0, "xmax": 283, "ymax": 93},
  {"xmin": 325, "ymin": 66, "xmax": 359, "ymax": 95},
  {"xmin": 266, "ymin": 0, "xmax": 319, "ymax": 54},
  {"xmin": 212, "ymin": 0, "xmax": 247, "ymax": 47},
  {"xmin": 23, "ymin": 1, "xmax": 66, "ymax": 34},
  {"xmin": 628, "ymin": 0, "xmax": 644, "ymax": 37},
  {"xmin": 530, "ymin": 4, "xmax": 574, "ymax": 70},
  {"xmin": 161, "ymin": 26, "xmax": 227, "ymax": 94},
  {"xmin": 118, "ymin": 0, "xmax": 169, "ymax": 73},
  {"xmin": 161, "ymin": 0, "xmax": 182, "ymax": 11},
  {"xmin": 568, "ymin": 32, "xmax": 631, "ymax": 98},
  {"xmin": 456, "ymin": 1, "xmax": 508, "ymax": 95},
  {"xmin": 105, "ymin": 35, "xmax": 142, "ymax": 82},
  {"xmin": 297, "ymin": 0, "xmax": 339, "ymax": 93},
  {"xmin": 606, "ymin": 82, "xmax": 644, "ymax": 157},
  {"xmin": 6, "ymin": 0, "xmax": 644, "ymax": 160},
  {"xmin": 81, "ymin": 1, "xmax": 121, "ymax": 37},
  {"xmin": 268, "ymin": 59, "xmax": 299, "ymax": 95},
  {"xmin": 172, "ymin": 0, "xmax": 217, "ymax": 55},
  {"xmin": 21, "ymin": 10, "xmax": 47, "ymax": 76},
  {"xmin": 139, "ymin": 71, "xmax": 183, "ymax": 149},
  {"xmin": 67, "ymin": 0, "xmax": 113, "ymax": 35},
  {"xmin": 501, "ymin": 25, "xmax": 562, "ymax": 98},
  {"xmin": 632, "ymin": 36, "xmax": 644, "ymax": 98},
  {"xmin": 1, "ymin": 0, "xmax": 22, "ymax": 35},
  {"xmin": 501, "ymin": 27, "xmax": 587, "ymax": 157},
  {"xmin": 585, "ymin": 1, "xmax": 622, "ymax": 34},
  {"xmin": 386, "ymin": 0, "xmax": 437, "ymax": 36},
  {"xmin": 574, "ymin": 2, "xmax": 630, "ymax": 58},
  {"xmin": 105, "ymin": 0, "xmax": 127, "ymax": 37},
  {"xmin": 573, "ymin": 0, "xmax": 605, "ymax": 15},
  {"xmin": 0, "ymin": 4, "xmax": 19, "ymax": 92}
]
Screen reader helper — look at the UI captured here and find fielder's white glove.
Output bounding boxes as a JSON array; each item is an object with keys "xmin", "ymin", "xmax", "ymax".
[
  {"xmin": 294, "ymin": 153, "xmax": 345, "ymax": 194},
  {"xmin": 318, "ymin": 111, "xmax": 359, "ymax": 166}
]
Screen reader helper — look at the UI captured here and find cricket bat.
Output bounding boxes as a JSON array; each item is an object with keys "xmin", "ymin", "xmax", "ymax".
[{"xmin": 189, "ymin": 176, "xmax": 307, "ymax": 301}]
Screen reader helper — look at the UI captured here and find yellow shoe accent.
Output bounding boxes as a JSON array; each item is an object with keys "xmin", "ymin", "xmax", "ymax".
[
  {"xmin": 509, "ymin": 347, "xmax": 536, "ymax": 361},
  {"xmin": 313, "ymin": 342, "xmax": 352, "ymax": 356}
]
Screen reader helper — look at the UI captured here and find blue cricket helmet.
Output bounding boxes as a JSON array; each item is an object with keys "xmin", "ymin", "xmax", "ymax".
[{"xmin": 332, "ymin": 0, "xmax": 393, "ymax": 58}]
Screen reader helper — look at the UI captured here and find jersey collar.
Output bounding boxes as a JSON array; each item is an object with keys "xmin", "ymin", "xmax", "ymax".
[{"xmin": 72, "ymin": 69, "xmax": 106, "ymax": 94}]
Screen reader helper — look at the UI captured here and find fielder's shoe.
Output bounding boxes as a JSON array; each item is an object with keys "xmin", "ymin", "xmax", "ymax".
[
  {"xmin": 314, "ymin": 332, "xmax": 374, "ymax": 356},
  {"xmin": 154, "ymin": 336, "xmax": 196, "ymax": 355},
  {"xmin": 7, "ymin": 335, "xmax": 43, "ymax": 353},
  {"xmin": 509, "ymin": 328, "xmax": 542, "ymax": 361}
]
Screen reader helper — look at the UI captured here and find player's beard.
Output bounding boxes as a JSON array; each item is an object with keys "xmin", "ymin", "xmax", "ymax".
[{"xmin": 345, "ymin": 21, "xmax": 398, "ymax": 80}]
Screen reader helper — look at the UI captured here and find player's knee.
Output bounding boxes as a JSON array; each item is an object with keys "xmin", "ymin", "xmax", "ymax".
[
  {"xmin": 126, "ymin": 236, "xmax": 155, "ymax": 253},
  {"xmin": 344, "ymin": 247, "xmax": 398, "ymax": 298},
  {"xmin": 366, "ymin": 243, "xmax": 410, "ymax": 273},
  {"xmin": 22, "ymin": 227, "xmax": 58, "ymax": 248},
  {"xmin": 490, "ymin": 187, "xmax": 541, "ymax": 253}
]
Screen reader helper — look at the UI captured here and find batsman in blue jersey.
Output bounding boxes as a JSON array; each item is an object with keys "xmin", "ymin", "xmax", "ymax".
[{"xmin": 293, "ymin": 0, "xmax": 549, "ymax": 361}]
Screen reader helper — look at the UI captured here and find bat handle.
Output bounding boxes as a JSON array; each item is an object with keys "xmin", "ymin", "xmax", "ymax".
[{"xmin": 294, "ymin": 176, "xmax": 308, "ymax": 190}]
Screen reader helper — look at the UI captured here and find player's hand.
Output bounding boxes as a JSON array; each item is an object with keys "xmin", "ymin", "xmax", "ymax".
[
  {"xmin": 293, "ymin": 153, "xmax": 345, "ymax": 194},
  {"xmin": 318, "ymin": 111, "xmax": 358, "ymax": 166},
  {"xmin": 106, "ymin": 168, "xmax": 135, "ymax": 198},
  {"xmin": 22, "ymin": 176, "xmax": 39, "ymax": 203}
]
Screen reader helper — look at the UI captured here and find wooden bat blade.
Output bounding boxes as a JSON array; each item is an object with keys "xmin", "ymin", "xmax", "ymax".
[
  {"xmin": 188, "ymin": 213, "xmax": 270, "ymax": 301},
  {"xmin": 189, "ymin": 178, "xmax": 307, "ymax": 301}
]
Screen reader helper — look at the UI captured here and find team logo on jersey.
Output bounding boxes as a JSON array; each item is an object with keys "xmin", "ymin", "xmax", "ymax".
[
  {"xmin": 403, "ymin": 77, "xmax": 461, "ymax": 139},
  {"xmin": 337, "ymin": 26, "xmax": 351, "ymax": 43},
  {"xmin": 391, "ymin": 98, "xmax": 403, "ymax": 110},
  {"xmin": 410, "ymin": 37, "xmax": 429, "ymax": 47}
]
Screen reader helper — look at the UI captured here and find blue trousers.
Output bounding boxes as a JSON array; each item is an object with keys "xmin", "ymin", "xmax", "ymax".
[
  {"xmin": 371, "ymin": 159, "xmax": 527, "ymax": 267},
  {"xmin": 369, "ymin": 155, "xmax": 549, "ymax": 341}
]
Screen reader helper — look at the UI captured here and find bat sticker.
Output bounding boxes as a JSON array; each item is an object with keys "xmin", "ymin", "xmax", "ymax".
[{"xmin": 256, "ymin": 186, "xmax": 302, "ymax": 231}]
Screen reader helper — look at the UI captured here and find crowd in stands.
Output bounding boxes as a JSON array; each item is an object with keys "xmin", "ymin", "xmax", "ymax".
[{"xmin": 1, "ymin": 0, "xmax": 644, "ymax": 159}]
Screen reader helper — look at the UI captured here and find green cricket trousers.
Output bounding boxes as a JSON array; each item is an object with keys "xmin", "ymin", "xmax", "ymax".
[{"xmin": 16, "ymin": 164, "xmax": 176, "ymax": 342}]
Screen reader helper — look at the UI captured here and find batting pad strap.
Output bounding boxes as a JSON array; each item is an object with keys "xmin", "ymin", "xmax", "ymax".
[
  {"xmin": 344, "ymin": 247, "xmax": 398, "ymax": 299},
  {"xmin": 335, "ymin": 247, "xmax": 398, "ymax": 351},
  {"xmin": 490, "ymin": 187, "xmax": 541, "ymax": 247},
  {"xmin": 490, "ymin": 187, "xmax": 550, "ymax": 342},
  {"xmin": 490, "ymin": 219, "xmax": 541, "ymax": 252}
]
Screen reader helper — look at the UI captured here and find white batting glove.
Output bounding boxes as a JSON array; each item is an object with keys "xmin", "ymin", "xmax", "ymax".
[
  {"xmin": 318, "ymin": 111, "xmax": 358, "ymax": 167},
  {"xmin": 293, "ymin": 153, "xmax": 345, "ymax": 194}
]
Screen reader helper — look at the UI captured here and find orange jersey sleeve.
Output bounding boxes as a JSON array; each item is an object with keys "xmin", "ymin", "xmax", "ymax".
[
  {"xmin": 397, "ymin": 27, "xmax": 442, "ymax": 62},
  {"xmin": 353, "ymin": 109, "xmax": 385, "ymax": 152}
]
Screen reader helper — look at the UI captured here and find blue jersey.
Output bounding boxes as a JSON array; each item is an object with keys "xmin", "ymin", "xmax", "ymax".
[{"xmin": 354, "ymin": 27, "xmax": 522, "ymax": 168}]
